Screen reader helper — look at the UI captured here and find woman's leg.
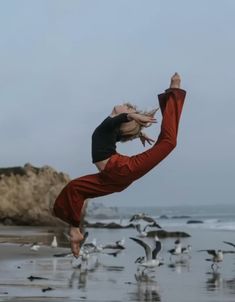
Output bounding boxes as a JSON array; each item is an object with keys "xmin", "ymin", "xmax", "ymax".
[
  {"xmin": 126, "ymin": 87, "xmax": 186, "ymax": 181},
  {"xmin": 53, "ymin": 166, "xmax": 132, "ymax": 256}
]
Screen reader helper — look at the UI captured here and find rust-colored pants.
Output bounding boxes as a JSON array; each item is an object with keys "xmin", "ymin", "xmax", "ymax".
[{"xmin": 54, "ymin": 88, "xmax": 186, "ymax": 227}]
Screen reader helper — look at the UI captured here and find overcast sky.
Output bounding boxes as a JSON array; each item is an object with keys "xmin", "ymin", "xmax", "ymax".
[{"xmin": 0, "ymin": 0, "xmax": 234, "ymax": 207}]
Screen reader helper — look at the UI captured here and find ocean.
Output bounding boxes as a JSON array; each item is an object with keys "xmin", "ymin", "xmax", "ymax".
[{"xmin": 94, "ymin": 203, "xmax": 235, "ymax": 231}]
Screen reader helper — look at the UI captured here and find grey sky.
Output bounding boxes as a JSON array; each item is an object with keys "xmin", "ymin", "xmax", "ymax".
[{"xmin": 0, "ymin": 0, "xmax": 234, "ymax": 206}]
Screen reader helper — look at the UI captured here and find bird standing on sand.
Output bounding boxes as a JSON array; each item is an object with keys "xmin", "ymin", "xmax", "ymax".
[
  {"xmin": 130, "ymin": 236, "xmax": 163, "ymax": 269},
  {"xmin": 168, "ymin": 239, "xmax": 182, "ymax": 261},
  {"xmin": 51, "ymin": 236, "xmax": 58, "ymax": 248},
  {"xmin": 182, "ymin": 245, "xmax": 192, "ymax": 256},
  {"xmin": 30, "ymin": 242, "xmax": 40, "ymax": 251},
  {"xmin": 102, "ymin": 238, "xmax": 125, "ymax": 250},
  {"xmin": 83, "ymin": 238, "xmax": 103, "ymax": 253}
]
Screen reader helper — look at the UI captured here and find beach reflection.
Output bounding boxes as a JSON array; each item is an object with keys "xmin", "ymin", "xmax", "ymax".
[
  {"xmin": 205, "ymin": 272, "xmax": 235, "ymax": 295},
  {"xmin": 168, "ymin": 258, "xmax": 190, "ymax": 273},
  {"xmin": 68, "ymin": 257, "xmax": 101, "ymax": 289},
  {"xmin": 205, "ymin": 271, "xmax": 223, "ymax": 291},
  {"xmin": 128, "ymin": 270, "xmax": 161, "ymax": 301},
  {"xmin": 223, "ymin": 278, "xmax": 235, "ymax": 295}
]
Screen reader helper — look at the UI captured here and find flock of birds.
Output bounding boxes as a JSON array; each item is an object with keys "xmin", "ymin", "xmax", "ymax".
[{"xmin": 28, "ymin": 212, "xmax": 235, "ymax": 274}]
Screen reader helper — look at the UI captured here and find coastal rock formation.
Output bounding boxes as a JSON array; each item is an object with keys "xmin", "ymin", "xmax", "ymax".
[
  {"xmin": 147, "ymin": 229, "xmax": 191, "ymax": 238},
  {"xmin": 84, "ymin": 220, "xmax": 135, "ymax": 229},
  {"xmin": 186, "ymin": 220, "xmax": 204, "ymax": 224},
  {"xmin": 0, "ymin": 163, "xmax": 70, "ymax": 226},
  {"xmin": 84, "ymin": 220, "xmax": 191, "ymax": 238}
]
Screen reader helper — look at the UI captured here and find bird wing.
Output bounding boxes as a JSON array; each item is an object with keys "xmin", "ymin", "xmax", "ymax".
[
  {"xmin": 152, "ymin": 241, "xmax": 162, "ymax": 259},
  {"xmin": 102, "ymin": 244, "xmax": 117, "ymax": 249},
  {"xmin": 104, "ymin": 250, "xmax": 122, "ymax": 257},
  {"xmin": 79, "ymin": 231, "xmax": 89, "ymax": 248},
  {"xmin": 222, "ymin": 250, "xmax": 235, "ymax": 254},
  {"xmin": 142, "ymin": 216, "xmax": 156, "ymax": 224},
  {"xmin": 130, "ymin": 237, "xmax": 152, "ymax": 261},
  {"xmin": 136, "ymin": 224, "xmax": 142, "ymax": 233},
  {"xmin": 143, "ymin": 224, "xmax": 150, "ymax": 232},
  {"xmin": 223, "ymin": 241, "xmax": 235, "ymax": 248},
  {"xmin": 129, "ymin": 214, "xmax": 138, "ymax": 222},
  {"xmin": 198, "ymin": 249, "xmax": 216, "ymax": 256},
  {"xmin": 83, "ymin": 243, "xmax": 95, "ymax": 249},
  {"xmin": 152, "ymin": 222, "xmax": 162, "ymax": 229}
]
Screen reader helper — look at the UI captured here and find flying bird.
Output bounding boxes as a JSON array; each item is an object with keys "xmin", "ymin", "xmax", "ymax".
[
  {"xmin": 130, "ymin": 236, "xmax": 163, "ymax": 268},
  {"xmin": 198, "ymin": 249, "xmax": 235, "ymax": 271},
  {"xmin": 129, "ymin": 213, "xmax": 161, "ymax": 228}
]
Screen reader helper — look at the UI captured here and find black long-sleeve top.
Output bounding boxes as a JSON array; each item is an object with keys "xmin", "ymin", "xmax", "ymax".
[{"xmin": 91, "ymin": 113, "xmax": 130, "ymax": 163}]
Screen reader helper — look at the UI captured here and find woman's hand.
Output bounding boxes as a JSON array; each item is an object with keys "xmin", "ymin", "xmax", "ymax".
[
  {"xmin": 139, "ymin": 132, "xmax": 155, "ymax": 147},
  {"xmin": 128, "ymin": 113, "xmax": 157, "ymax": 127}
]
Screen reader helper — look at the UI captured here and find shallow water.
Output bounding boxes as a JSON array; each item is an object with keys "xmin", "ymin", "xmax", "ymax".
[{"xmin": 1, "ymin": 225, "xmax": 235, "ymax": 302}]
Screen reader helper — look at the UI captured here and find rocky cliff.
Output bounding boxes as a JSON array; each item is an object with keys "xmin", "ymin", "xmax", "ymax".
[{"xmin": 0, "ymin": 163, "xmax": 70, "ymax": 226}]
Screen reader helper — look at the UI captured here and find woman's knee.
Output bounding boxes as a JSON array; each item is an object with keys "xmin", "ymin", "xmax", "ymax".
[{"xmin": 167, "ymin": 139, "xmax": 177, "ymax": 150}]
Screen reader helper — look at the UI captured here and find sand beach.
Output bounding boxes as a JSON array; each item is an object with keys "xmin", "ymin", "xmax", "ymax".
[{"xmin": 1, "ymin": 215, "xmax": 235, "ymax": 302}]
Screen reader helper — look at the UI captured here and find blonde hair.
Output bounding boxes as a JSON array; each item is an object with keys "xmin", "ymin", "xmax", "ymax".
[
  {"xmin": 119, "ymin": 103, "xmax": 158, "ymax": 142},
  {"xmin": 119, "ymin": 121, "xmax": 142, "ymax": 142}
]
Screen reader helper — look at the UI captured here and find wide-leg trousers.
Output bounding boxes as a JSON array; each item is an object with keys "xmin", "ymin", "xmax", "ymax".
[{"xmin": 53, "ymin": 88, "xmax": 186, "ymax": 227}]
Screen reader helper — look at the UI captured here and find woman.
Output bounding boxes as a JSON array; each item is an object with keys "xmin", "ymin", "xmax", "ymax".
[{"xmin": 53, "ymin": 73, "xmax": 186, "ymax": 257}]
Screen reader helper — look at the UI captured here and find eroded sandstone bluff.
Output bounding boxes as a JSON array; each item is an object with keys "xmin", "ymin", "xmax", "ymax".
[{"xmin": 0, "ymin": 163, "xmax": 70, "ymax": 226}]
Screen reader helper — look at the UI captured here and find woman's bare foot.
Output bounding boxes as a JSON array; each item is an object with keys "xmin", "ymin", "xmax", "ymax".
[
  {"xmin": 69, "ymin": 226, "xmax": 84, "ymax": 257},
  {"xmin": 170, "ymin": 72, "xmax": 181, "ymax": 89}
]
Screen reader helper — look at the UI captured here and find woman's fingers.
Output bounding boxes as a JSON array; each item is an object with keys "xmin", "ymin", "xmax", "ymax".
[
  {"xmin": 148, "ymin": 107, "xmax": 159, "ymax": 117},
  {"xmin": 70, "ymin": 240, "xmax": 80, "ymax": 257}
]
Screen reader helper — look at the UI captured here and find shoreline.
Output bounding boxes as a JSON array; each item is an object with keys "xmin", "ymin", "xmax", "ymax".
[{"xmin": 1, "ymin": 224, "xmax": 235, "ymax": 302}]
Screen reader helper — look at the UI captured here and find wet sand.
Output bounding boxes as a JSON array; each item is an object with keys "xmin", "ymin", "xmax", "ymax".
[{"xmin": 1, "ymin": 224, "xmax": 235, "ymax": 302}]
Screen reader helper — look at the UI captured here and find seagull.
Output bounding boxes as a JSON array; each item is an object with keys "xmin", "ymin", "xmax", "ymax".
[
  {"xmin": 223, "ymin": 241, "xmax": 235, "ymax": 248},
  {"xmin": 135, "ymin": 224, "xmax": 147, "ymax": 238},
  {"xmin": 135, "ymin": 256, "xmax": 145, "ymax": 264},
  {"xmin": 168, "ymin": 239, "xmax": 182, "ymax": 260},
  {"xmin": 51, "ymin": 236, "xmax": 58, "ymax": 248},
  {"xmin": 129, "ymin": 213, "xmax": 161, "ymax": 228},
  {"xmin": 79, "ymin": 231, "xmax": 89, "ymax": 248},
  {"xmin": 182, "ymin": 245, "xmax": 192, "ymax": 255},
  {"xmin": 116, "ymin": 238, "xmax": 125, "ymax": 249},
  {"xmin": 198, "ymin": 249, "xmax": 235, "ymax": 271},
  {"xmin": 103, "ymin": 249, "xmax": 123, "ymax": 257},
  {"xmin": 83, "ymin": 238, "xmax": 103, "ymax": 253},
  {"xmin": 102, "ymin": 238, "xmax": 125, "ymax": 250},
  {"xmin": 135, "ymin": 223, "xmax": 161, "ymax": 238},
  {"xmin": 72, "ymin": 249, "xmax": 90, "ymax": 269},
  {"xmin": 130, "ymin": 236, "xmax": 163, "ymax": 269},
  {"xmin": 30, "ymin": 242, "xmax": 40, "ymax": 251}
]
